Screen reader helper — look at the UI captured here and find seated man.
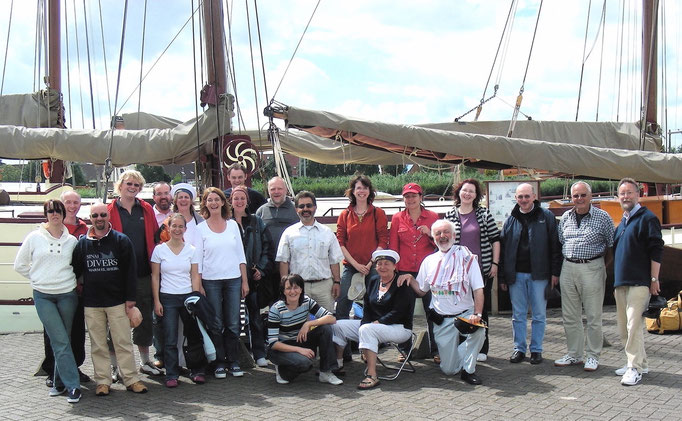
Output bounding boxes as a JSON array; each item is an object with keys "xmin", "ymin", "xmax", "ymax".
[
  {"xmin": 402, "ymin": 219, "xmax": 486, "ymax": 385},
  {"xmin": 332, "ymin": 250, "xmax": 414, "ymax": 390}
]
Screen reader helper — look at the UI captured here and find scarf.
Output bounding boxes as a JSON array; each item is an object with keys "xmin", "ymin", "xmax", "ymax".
[{"xmin": 429, "ymin": 245, "xmax": 476, "ymax": 305}]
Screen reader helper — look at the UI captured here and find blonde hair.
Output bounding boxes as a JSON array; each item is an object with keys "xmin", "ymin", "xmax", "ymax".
[{"xmin": 115, "ymin": 170, "xmax": 146, "ymax": 194}]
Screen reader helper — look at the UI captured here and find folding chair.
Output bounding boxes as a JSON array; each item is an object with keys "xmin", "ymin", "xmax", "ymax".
[{"xmin": 373, "ymin": 332, "xmax": 417, "ymax": 381}]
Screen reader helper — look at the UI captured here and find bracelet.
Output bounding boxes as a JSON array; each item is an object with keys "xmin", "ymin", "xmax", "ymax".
[
  {"xmin": 491, "ymin": 262, "xmax": 499, "ymax": 266},
  {"xmin": 333, "ymin": 281, "xmax": 341, "ymax": 285}
]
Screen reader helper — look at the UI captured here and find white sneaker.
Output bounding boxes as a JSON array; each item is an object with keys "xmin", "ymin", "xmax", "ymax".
[
  {"xmin": 318, "ymin": 371, "xmax": 343, "ymax": 385},
  {"xmin": 476, "ymin": 353, "xmax": 487, "ymax": 362},
  {"xmin": 615, "ymin": 365, "xmax": 649, "ymax": 376},
  {"xmin": 256, "ymin": 357, "xmax": 269, "ymax": 367},
  {"xmin": 275, "ymin": 366, "xmax": 289, "ymax": 384},
  {"xmin": 583, "ymin": 357, "xmax": 599, "ymax": 372},
  {"xmin": 620, "ymin": 368, "xmax": 642, "ymax": 386},
  {"xmin": 554, "ymin": 355, "xmax": 583, "ymax": 367},
  {"xmin": 139, "ymin": 361, "xmax": 163, "ymax": 376}
]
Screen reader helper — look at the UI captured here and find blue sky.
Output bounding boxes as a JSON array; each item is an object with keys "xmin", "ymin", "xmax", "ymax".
[{"xmin": 1, "ymin": 0, "xmax": 680, "ymax": 149}]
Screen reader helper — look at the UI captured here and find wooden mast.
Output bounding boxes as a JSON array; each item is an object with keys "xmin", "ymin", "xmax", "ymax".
[
  {"xmin": 642, "ymin": 0, "xmax": 658, "ymax": 132},
  {"xmin": 47, "ymin": 0, "xmax": 65, "ymax": 183}
]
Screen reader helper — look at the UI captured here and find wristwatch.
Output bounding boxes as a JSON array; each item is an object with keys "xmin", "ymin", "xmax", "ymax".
[
  {"xmin": 474, "ymin": 313, "xmax": 482, "ymax": 317},
  {"xmin": 651, "ymin": 277, "xmax": 658, "ymax": 282}
]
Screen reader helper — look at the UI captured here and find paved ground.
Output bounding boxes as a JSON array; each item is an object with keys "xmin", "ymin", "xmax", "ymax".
[{"xmin": 2, "ymin": 305, "xmax": 681, "ymax": 421}]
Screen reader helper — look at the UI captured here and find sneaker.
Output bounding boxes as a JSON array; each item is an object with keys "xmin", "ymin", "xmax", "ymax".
[
  {"xmin": 318, "ymin": 371, "xmax": 343, "ymax": 385},
  {"xmin": 66, "ymin": 388, "xmax": 81, "ymax": 403},
  {"xmin": 45, "ymin": 375, "xmax": 54, "ymax": 388},
  {"xmin": 615, "ymin": 365, "xmax": 649, "ymax": 376},
  {"xmin": 153, "ymin": 360, "xmax": 165, "ymax": 370},
  {"xmin": 49, "ymin": 386, "xmax": 66, "ymax": 396},
  {"xmin": 554, "ymin": 355, "xmax": 583, "ymax": 367},
  {"xmin": 165, "ymin": 379, "xmax": 179, "ymax": 388},
  {"xmin": 126, "ymin": 381, "xmax": 148, "ymax": 393},
  {"xmin": 275, "ymin": 366, "xmax": 289, "ymax": 384},
  {"xmin": 228, "ymin": 364, "xmax": 244, "ymax": 377},
  {"xmin": 583, "ymin": 357, "xmax": 599, "ymax": 372},
  {"xmin": 139, "ymin": 361, "xmax": 163, "ymax": 376},
  {"xmin": 476, "ymin": 353, "xmax": 488, "ymax": 362},
  {"xmin": 255, "ymin": 357, "xmax": 269, "ymax": 368},
  {"xmin": 621, "ymin": 368, "xmax": 642, "ymax": 386},
  {"xmin": 214, "ymin": 367, "xmax": 227, "ymax": 379}
]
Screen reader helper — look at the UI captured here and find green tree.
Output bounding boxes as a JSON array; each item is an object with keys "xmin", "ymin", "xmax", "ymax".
[{"xmin": 135, "ymin": 164, "xmax": 171, "ymax": 183}]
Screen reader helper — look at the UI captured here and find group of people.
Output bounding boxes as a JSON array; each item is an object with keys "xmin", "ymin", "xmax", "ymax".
[{"xmin": 15, "ymin": 164, "xmax": 664, "ymax": 402}]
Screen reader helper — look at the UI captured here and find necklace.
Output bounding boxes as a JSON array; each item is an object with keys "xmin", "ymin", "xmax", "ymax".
[{"xmin": 354, "ymin": 207, "xmax": 367, "ymax": 223}]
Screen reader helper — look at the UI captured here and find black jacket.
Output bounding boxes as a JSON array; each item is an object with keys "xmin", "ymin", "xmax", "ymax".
[{"xmin": 236, "ymin": 214, "xmax": 274, "ymax": 289}]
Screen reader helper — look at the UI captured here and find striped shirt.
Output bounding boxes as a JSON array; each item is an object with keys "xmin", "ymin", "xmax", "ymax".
[
  {"xmin": 446, "ymin": 206, "xmax": 500, "ymax": 275},
  {"xmin": 267, "ymin": 296, "xmax": 330, "ymax": 346},
  {"xmin": 559, "ymin": 205, "xmax": 614, "ymax": 260}
]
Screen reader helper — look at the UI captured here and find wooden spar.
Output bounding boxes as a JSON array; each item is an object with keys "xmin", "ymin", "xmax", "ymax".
[
  {"xmin": 47, "ymin": 0, "xmax": 65, "ymax": 182},
  {"xmin": 642, "ymin": 0, "xmax": 658, "ymax": 131}
]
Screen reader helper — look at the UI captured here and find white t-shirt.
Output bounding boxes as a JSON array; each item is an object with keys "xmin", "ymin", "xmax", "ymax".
[
  {"xmin": 196, "ymin": 219, "xmax": 246, "ymax": 280},
  {"xmin": 151, "ymin": 242, "xmax": 200, "ymax": 294},
  {"xmin": 416, "ymin": 246, "xmax": 484, "ymax": 315}
]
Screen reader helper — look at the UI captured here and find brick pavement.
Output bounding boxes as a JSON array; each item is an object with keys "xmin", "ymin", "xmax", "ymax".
[{"xmin": 1, "ymin": 305, "xmax": 681, "ymax": 421}]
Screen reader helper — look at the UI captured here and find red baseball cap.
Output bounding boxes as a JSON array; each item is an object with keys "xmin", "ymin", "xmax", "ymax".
[{"xmin": 402, "ymin": 183, "xmax": 423, "ymax": 195}]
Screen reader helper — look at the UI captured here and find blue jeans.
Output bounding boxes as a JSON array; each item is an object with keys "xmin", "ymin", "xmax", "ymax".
[
  {"xmin": 336, "ymin": 264, "xmax": 378, "ymax": 320},
  {"xmin": 33, "ymin": 289, "xmax": 80, "ymax": 390},
  {"xmin": 245, "ymin": 290, "xmax": 266, "ymax": 360},
  {"xmin": 203, "ymin": 277, "xmax": 242, "ymax": 367},
  {"xmin": 159, "ymin": 292, "xmax": 193, "ymax": 380},
  {"xmin": 508, "ymin": 272, "xmax": 548, "ymax": 353},
  {"xmin": 267, "ymin": 324, "xmax": 338, "ymax": 381}
]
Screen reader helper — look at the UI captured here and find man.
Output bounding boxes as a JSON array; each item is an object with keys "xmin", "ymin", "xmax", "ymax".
[
  {"xmin": 612, "ymin": 178, "xmax": 663, "ymax": 386},
  {"xmin": 555, "ymin": 181, "xmax": 614, "ymax": 372},
  {"xmin": 107, "ymin": 170, "xmax": 162, "ymax": 376},
  {"xmin": 223, "ymin": 163, "xmax": 266, "ymax": 214},
  {"xmin": 256, "ymin": 177, "xmax": 299, "ymax": 306},
  {"xmin": 71, "ymin": 202, "xmax": 148, "ymax": 395},
  {"xmin": 402, "ymin": 219, "xmax": 485, "ymax": 385},
  {"xmin": 41, "ymin": 190, "xmax": 90, "ymax": 387},
  {"xmin": 276, "ymin": 190, "xmax": 343, "ymax": 313},
  {"xmin": 151, "ymin": 181, "xmax": 172, "ymax": 227},
  {"xmin": 499, "ymin": 183, "xmax": 561, "ymax": 365}
]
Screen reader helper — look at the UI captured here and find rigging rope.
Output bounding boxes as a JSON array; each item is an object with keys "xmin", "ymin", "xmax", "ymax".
[
  {"xmin": 245, "ymin": 1, "xmax": 262, "ymax": 147},
  {"xmin": 191, "ymin": 0, "xmax": 203, "ymax": 192},
  {"xmin": 97, "ymin": 0, "xmax": 112, "ymax": 119},
  {"xmin": 254, "ymin": 0, "xmax": 270, "ymax": 106},
  {"xmin": 507, "ymin": 0, "xmax": 543, "ymax": 137},
  {"xmin": 82, "ymin": 0, "xmax": 97, "ymax": 129},
  {"xmin": 271, "ymin": 0, "xmax": 320, "ymax": 101},
  {"xmin": 225, "ymin": 0, "xmax": 246, "ymax": 132},
  {"xmin": 72, "ymin": 0, "xmax": 85, "ymax": 127},
  {"xmin": 575, "ymin": 0, "xmax": 592, "ymax": 121},
  {"xmin": 595, "ymin": 0, "xmax": 606, "ymax": 122},
  {"xmin": 136, "ymin": 0, "xmax": 148, "ymax": 128},
  {"xmin": 64, "ymin": 0, "xmax": 73, "ymax": 128},
  {"xmin": 576, "ymin": 0, "xmax": 607, "ymax": 121},
  {"xmin": 0, "ymin": 0, "xmax": 13, "ymax": 95}
]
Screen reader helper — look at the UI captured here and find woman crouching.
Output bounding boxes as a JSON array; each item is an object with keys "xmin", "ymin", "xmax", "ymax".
[
  {"xmin": 332, "ymin": 250, "xmax": 414, "ymax": 390},
  {"xmin": 267, "ymin": 274, "xmax": 343, "ymax": 385}
]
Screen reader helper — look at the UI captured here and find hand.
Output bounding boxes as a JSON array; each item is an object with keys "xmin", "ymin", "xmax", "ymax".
[
  {"xmin": 154, "ymin": 301, "xmax": 163, "ymax": 317},
  {"xmin": 252, "ymin": 268, "xmax": 262, "ymax": 281},
  {"xmin": 468, "ymin": 313, "xmax": 482, "ymax": 324},
  {"xmin": 417, "ymin": 225, "xmax": 430, "ymax": 236},
  {"xmin": 487, "ymin": 264, "xmax": 498, "ymax": 278},
  {"xmin": 650, "ymin": 280, "xmax": 660, "ymax": 295},
  {"xmin": 353, "ymin": 262, "xmax": 370, "ymax": 275},
  {"xmin": 296, "ymin": 346, "xmax": 315, "ymax": 359},
  {"xmin": 397, "ymin": 273, "xmax": 412, "ymax": 287},
  {"xmin": 297, "ymin": 322, "xmax": 311, "ymax": 342},
  {"xmin": 551, "ymin": 275, "xmax": 559, "ymax": 287},
  {"xmin": 125, "ymin": 301, "xmax": 136, "ymax": 313},
  {"xmin": 500, "ymin": 283, "xmax": 508, "ymax": 292},
  {"xmin": 332, "ymin": 282, "xmax": 340, "ymax": 299},
  {"xmin": 241, "ymin": 282, "xmax": 249, "ymax": 299}
]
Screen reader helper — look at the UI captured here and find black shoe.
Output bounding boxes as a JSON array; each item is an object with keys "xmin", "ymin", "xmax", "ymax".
[
  {"xmin": 45, "ymin": 375, "xmax": 54, "ymax": 388},
  {"xmin": 509, "ymin": 350, "xmax": 525, "ymax": 363},
  {"xmin": 461, "ymin": 370, "xmax": 482, "ymax": 385},
  {"xmin": 78, "ymin": 370, "xmax": 91, "ymax": 383},
  {"xmin": 530, "ymin": 352, "xmax": 543, "ymax": 365}
]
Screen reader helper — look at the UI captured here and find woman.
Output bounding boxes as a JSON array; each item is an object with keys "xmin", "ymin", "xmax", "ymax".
[
  {"xmin": 389, "ymin": 182, "xmax": 439, "ymax": 361},
  {"xmin": 336, "ymin": 175, "xmax": 389, "ymax": 320},
  {"xmin": 151, "ymin": 213, "xmax": 203, "ymax": 387},
  {"xmin": 332, "ymin": 250, "xmax": 414, "ymax": 390},
  {"xmin": 196, "ymin": 187, "xmax": 249, "ymax": 378},
  {"xmin": 267, "ymin": 274, "xmax": 342, "ymax": 385},
  {"xmin": 445, "ymin": 178, "xmax": 500, "ymax": 361},
  {"xmin": 230, "ymin": 186, "xmax": 273, "ymax": 368},
  {"xmin": 156, "ymin": 183, "xmax": 203, "ymax": 246},
  {"xmin": 14, "ymin": 200, "xmax": 81, "ymax": 403}
]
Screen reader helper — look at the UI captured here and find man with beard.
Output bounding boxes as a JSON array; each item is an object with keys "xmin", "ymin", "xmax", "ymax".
[
  {"xmin": 612, "ymin": 178, "xmax": 663, "ymax": 386},
  {"xmin": 401, "ymin": 219, "xmax": 485, "ymax": 385},
  {"xmin": 152, "ymin": 182, "xmax": 172, "ymax": 227},
  {"xmin": 276, "ymin": 191, "xmax": 343, "ymax": 313},
  {"xmin": 71, "ymin": 202, "xmax": 148, "ymax": 396}
]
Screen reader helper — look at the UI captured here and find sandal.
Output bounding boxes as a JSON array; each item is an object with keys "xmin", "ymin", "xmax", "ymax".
[{"xmin": 357, "ymin": 375, "xmax": 380, "ymax": 390}]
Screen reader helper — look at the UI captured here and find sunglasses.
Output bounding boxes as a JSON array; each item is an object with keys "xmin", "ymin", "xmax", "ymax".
[
  {"xmin": 90, "ymin": 212, "xmax": 108, "ymax": 218},
  {"xmin": 297, "ymin": 203, "xmax": 315, "ymax": 209},
  {"xmin": 46, "ymin": 209, "xmax": 63, "ymax": 214},
  {"xmin": 125, "ymin": 181, "xmax": 141, "ymax": 188},
  {"xmin": 572, "ymin": 193, "xmax": 588, "ymax": 199}
]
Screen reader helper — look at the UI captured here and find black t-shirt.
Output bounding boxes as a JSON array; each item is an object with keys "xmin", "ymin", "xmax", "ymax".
[
  {"xmin": 116, "ymin": 200, "xmax": 150, "ymax": 276},
  {"xmin": 515, "ymin": 210, "xmax": 533, "ymax": 273}
]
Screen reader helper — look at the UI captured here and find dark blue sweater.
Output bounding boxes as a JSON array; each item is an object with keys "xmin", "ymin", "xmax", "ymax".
[{"xmin": 613, "ymin": 206, "xmax": 663, "ymax": 287}]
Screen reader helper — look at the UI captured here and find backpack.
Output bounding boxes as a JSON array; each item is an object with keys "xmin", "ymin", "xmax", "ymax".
[{"xmin": 646, "ymin": 291, "xmax": 682, "ymax": 334}]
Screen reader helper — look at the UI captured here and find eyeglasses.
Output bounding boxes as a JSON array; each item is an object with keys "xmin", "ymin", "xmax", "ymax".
[
  {"xmin": 297, "ymin": 203, "xmax": 315, "ymax": 209},
  {"xmin": 572, "ymin": 193, "xmax": 588, "ymax": 199},
  {"xmin": 516, "ymin": 194, "xmax": 532, "ymax": 200},
  {"xmin": 125, "ymin": 181, "xmax": 141, "ymax": 188},
  {"xmin": 46, "ymin": 209, "xmax": 62, "ymax": 214},
  {"xmin": 90, "ymin": 212, "xmax": 108, "ymax": 218}
]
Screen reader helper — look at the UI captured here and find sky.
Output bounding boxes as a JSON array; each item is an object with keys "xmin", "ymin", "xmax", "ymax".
[{"xmin": 1, "ymin": 0, "xmax": 681, "ymax": 150}]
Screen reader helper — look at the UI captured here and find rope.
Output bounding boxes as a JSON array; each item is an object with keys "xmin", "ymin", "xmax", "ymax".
[
  {"xmin": 614, "ymin": 0, "xmax": 625, "ymax": 121},
  {"xmin": 0, "ymin": 0, "xmax": 13, "ymax": 95},
  {"xmin": 225, "ymin": 1, "xmax": 246, "ymax": 132},
  {"xmin": 575, "ymin": 0, "xmax": 593, "ymax": 121},
  {"xmin": 661, "ymin": 0, "xmax": 668, "ymax": 151},
  {"xmin": 82, "ymin": 0, "xmax": 96, "ymax": 129},
  {"xmin": 595, "ymin": 0, "xmax": 606, "ymax": 121},
  {"xmin": 507, "ymin": 0, "xmax": 543, "ymax": 137},
  {"xmin": 72, "ymin": 0, "xmax": 85, "ymax": 128},
  {"xmin": 245, "ymin": 1, "xmax": 262, "ymax": 148},
  {"xmin": 576, "ymin": 0, "xmax": 607, "ymax": 121},
  {"xmin": 136, "ymin": 0, "xmax": 148, "ymax": 128},
  {"xmin": 97, "ymin": 0, "xmax": 112, "ymax": 119},
  {"xmin": 271, "ymin": 0, "xmax": 321, "ymax": 101},
  {"xmin": 191, "ymin": 0, "xmax": 202, "ymax": 193},
  {"xmin": 254, "ymin": 0, "xmax": 270, "ymax": 106},
  {"xmin": 64, "ymin": 0, "xmax": 73, "ymax": 128}
]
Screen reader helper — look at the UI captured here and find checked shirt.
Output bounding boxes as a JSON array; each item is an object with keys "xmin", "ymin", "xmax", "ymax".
[{"xmin": 559, "ymin": 205, "xmax": 615, "ymax": 260}]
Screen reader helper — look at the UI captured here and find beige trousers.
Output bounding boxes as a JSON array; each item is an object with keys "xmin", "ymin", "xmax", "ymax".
[
  {"xmin": 304, "ymin": 278, "xmax": 335, "ymax": 314},
  {"xmin": 613, "ymin": 286, "xmax": 650, "ymax": 371}
]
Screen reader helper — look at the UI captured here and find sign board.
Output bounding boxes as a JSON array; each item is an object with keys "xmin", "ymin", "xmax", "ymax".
[{"xmin": 486, "ymin": 180, "xmax": 541, "ymax": 226}]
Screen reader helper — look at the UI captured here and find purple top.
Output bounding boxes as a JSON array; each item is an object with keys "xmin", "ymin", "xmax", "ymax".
[{"xmin": 459, "ymin": 211, "xmax": 482, "ymax": 265}]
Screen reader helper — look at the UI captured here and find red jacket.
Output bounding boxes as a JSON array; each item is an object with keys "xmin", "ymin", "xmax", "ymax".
[
  {"xmin": 336, "ymin": 204, "xmax": 389, "ymax": 266},
  {"xmin": 107, "ymin": 198, "xmax": 157, "ymax": 262},
  {"xmin": 65, "ymin": 217, "xmax": 88, "ymax": 238},
  {"xmin": 389, "ymin": 207, "xmax": 438, "ymax": 273}
]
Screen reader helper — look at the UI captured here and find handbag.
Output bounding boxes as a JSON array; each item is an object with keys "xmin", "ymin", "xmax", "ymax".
[{"xmin": 646, "ymin": 291, "xmax": 682, "ymax": 334}]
